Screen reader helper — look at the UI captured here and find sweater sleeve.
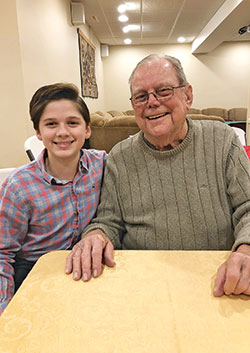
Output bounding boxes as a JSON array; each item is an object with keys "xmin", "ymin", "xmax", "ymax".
[
  {"xmin": 82, "ymin": 153, "xmax": 125, "ymax": 249},
  {"xmin": 226, "ymin": 139, "xmax": 250, "ymax": 251}
]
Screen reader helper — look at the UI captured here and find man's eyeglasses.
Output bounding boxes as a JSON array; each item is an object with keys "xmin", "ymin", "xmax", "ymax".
[{"xmin": 130, "ymin": 85, "xmax": 186, "ymax": 107}]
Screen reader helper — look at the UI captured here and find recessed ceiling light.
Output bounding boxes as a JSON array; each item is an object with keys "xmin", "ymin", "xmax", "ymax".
[
  {"xmin": 123, "ymin": 26, "xmax": 129, "ymax": 33},
  {"xmin": 118, "ymin": 3, "xmax": 137, "ymax": 13},
  {"xmin": 123, "ymin": 24, "xmax": 140, "ymax": 33},
  {"xmin": 124, "ymin": 38, "xmax": 132, "ymax": 44},
  {"xmin": 118, "ymin": 15, "xmax": 128, "ymax": 22},
  {"xmin": 178, "ymin": 36, "xmax": 186, "ymax": 43},
  {"xmin": 118, "ymin": 4, "xmax": 127, "ymax": 13}
]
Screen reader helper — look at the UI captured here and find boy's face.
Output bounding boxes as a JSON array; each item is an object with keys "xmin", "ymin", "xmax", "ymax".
[{"xmin": 36, "ymin": 99, "xmax": 91, "ymax": 163}]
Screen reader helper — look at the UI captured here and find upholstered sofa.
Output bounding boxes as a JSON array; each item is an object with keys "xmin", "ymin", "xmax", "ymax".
[
  {"xmin": 88, "ymin": 108, "xmax": 240, "ymax": 152},
  {"xmin": 89, "ymin": 110, "xmax": 139, "ymax": 152},
  {"xmin": 188, "ymin": 107, "xmax": 247, "ymax": 121}
]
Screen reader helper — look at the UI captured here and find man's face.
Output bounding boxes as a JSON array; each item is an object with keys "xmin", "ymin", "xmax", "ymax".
[{"xmin": 130, "ymin": 58, "xmax": 193, "ymax": 146}]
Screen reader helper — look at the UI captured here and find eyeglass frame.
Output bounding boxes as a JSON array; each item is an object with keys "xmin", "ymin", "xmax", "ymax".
[{"xmin": 129, "ymin": 84, "xmax": 186, "ymax": 107}]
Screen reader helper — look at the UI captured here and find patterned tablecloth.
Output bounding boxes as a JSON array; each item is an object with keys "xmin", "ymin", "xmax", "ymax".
[{"xmin": 1, "ymin": 250, "xmax": 250, "ymax": 353}]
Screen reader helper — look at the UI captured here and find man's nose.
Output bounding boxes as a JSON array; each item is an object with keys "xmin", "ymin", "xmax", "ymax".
[{"xmin": 147, "ymin": 92, "xmax": 160, "ymax": 107}]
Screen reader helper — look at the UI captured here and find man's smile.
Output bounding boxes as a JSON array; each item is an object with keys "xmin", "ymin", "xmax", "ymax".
[{"xmin": 146, "ymin": 112, "xmax": 170, "ymax": 120}]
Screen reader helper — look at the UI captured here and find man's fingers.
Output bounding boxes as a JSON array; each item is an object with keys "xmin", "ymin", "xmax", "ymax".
[
  {"xmin": 223, "ymin": 255, "xmax": 242, "ymax": 295},
  {"xmin": 244, "ymin": 283, "xmax": 250, "ymax": 295},
  {"xmin": 65, "ymin": 232, "xmax": 114, "ymax": 282},
  {"xmin": 232, "ymin": 256, "xmax": 250, "ymax": 295},
  {"xmin": 214, "ymin": 252, "xmax": 250, "ymax": 297},
  {"xmin": 80, "ymin": 240, "xmax": 92, "ymax": 281},
  {"xmin": 103, "ymin": 241, "xmax": 116, "ymax": 268},
  {"xmin": 65, "ymin": 251, "xmax": 74, "ymax": 274},
  {"xmin": 213, "ymin": 263, "xmax": 226, "ymax": 297},
  {"xmin": 91, "ymin": 238, "xmax": 106, "ymax": 278}
]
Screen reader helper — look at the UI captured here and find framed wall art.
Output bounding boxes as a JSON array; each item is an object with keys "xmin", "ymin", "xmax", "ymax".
[{"xmin": 77, "ymin": 29, "xmax": 98, "ymax": 98}]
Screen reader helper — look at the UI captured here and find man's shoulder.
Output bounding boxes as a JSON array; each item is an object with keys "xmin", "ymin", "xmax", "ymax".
[
  {"xmin": 191, "ymin": 118, "xmax": 225, "ymax": 128},
  {"xmin": 190, "ymin": 118, "xmax": 234, "ymax": 136},
  {"xmin": 110, "ymin": 132, "xmax": 141, "ymax": 155}
]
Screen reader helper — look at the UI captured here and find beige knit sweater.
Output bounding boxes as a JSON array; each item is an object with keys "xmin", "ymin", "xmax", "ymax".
[{"xmin": 84, "ymin": 118, "xmax": 250, "ymax": 251}]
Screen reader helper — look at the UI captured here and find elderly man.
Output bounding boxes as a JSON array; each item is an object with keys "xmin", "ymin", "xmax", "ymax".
[{"xmin": 66, "ymin": 54, "xmax": 250, "ymax": 297}]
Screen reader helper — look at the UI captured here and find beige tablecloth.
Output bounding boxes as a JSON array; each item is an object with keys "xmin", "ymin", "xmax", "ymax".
[{"xmin": 0, "ymin": 250, "xmax": 250, "ymax": 353}]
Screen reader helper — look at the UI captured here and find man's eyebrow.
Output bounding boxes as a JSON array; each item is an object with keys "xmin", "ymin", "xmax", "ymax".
[
  {"xmin": 133, "ymin": 83, "xmax": 174, "ymax": 94},
  {"xmin": 132, "ymin": 89, "xmax": 147, "ymax": 95}
]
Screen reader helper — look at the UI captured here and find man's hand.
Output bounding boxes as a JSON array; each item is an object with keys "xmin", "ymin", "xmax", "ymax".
[
  {"xmin": 65, "ymin": 229, "xmax": 115, "ymax": 281},
  {"xmin": 214, "ymin": 244, "xmax": 250, "ymax": 297}
]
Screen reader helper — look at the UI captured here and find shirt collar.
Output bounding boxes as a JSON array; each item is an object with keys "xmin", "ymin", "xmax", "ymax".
[{"xmin": 37, "ymin": 149, "xmax": 88, "ymax": 185}]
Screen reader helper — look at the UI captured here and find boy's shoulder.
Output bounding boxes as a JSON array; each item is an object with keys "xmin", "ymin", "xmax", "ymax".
[
  {"xmin": 81, "ymin": 149, "xmax": 107, "ymax": 162},
  {"xmin": 1, "ymin": 161, "xmax": 40, "ymax": 190}
]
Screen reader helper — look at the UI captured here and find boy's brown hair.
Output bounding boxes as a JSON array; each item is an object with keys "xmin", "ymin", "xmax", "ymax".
[{"xmin": 29, "ymin": 83, "xmax": 90, "ymax": 131}]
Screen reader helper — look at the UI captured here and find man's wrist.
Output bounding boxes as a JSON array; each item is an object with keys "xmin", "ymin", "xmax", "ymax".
[
  {"xmin": 81, "ymin": 228, "xmax": 106, "ymax": 239},
  {"xmin": 236, "ymin": 243, "xmax": 250, "ymax": 256}
]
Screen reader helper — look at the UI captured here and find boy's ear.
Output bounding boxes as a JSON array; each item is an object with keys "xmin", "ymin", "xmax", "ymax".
[
  {"xmin": 85, "ymin": 125, "xmax": 91, "ymax": 139},
  {"xmin": 35, "ymin": 130, "xmax": 42, "ymax": 141}
]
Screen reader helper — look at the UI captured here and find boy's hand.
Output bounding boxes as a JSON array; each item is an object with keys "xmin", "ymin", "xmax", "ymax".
[{"xmin": 65, "ymin": 229, "xmax": 115, "ymax": 281}]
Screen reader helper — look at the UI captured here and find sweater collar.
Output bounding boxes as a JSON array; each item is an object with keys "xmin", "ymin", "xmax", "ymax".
[{"xmin": 139, "ymin": 117, "xmax": 194, "ymax": 157}]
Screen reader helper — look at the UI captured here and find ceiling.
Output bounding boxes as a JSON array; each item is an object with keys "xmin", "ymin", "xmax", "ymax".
[{"xmin": 76, "ymin": 0, "xmax": 250, "ymax": 53}]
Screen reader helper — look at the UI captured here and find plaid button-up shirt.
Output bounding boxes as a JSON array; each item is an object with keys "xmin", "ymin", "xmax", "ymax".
[{"xmin": 0, "ymin": 148, "xmax": 106, "ymax": 314}]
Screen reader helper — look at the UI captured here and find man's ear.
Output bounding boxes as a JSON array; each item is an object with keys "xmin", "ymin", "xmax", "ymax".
[
  {"xmin": 85, "ymin": 125, "xmax": 91, "ymax": 139},
  {"xmin": 184, "ymin": 85, "xmax": 193, "ymax": 110},
  {"xmin": 35, "ymin": 130, "xmax": 42, "ymax": 141}
]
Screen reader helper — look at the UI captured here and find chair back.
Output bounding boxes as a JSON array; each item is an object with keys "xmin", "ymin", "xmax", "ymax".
[
  {"xmin": 24, "ymin": 135, "xmax": 44, "ymax": 161},
  {"xmin": 231, "ymin": 127, "xmax": 246, "ymax": 145}
]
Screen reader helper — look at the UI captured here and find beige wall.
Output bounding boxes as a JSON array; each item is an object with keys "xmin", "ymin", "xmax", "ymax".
[
  {"xmin": 102, "ymin": 42, "xmax": 250, "ymax": 112},
  {"xmin": 0, "ymin": 0, "xmax": 105, "ymax": 167},
  {"xmin": 0, "ymin": 0, "xmax": 28, "ymax": 168}
]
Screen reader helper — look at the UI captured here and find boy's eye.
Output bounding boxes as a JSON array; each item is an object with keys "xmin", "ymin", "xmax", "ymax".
[
  {"xmin": 46, "ymin": 122, "xmax": 56, "ymax": 126},
  {"xmin": 68, "ymin": 121, "xmax": 79, "ymax": 126}
]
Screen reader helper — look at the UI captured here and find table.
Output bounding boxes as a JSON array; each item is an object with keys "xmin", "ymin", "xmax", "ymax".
[{"xmin": 1, "ymin": 250, "xmax": 250, "ymax": 353}]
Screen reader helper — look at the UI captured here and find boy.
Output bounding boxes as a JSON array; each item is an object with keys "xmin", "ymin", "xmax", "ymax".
[{"xmin": 0, "ymin": 83, "xmax": 106, "ymax": 314}]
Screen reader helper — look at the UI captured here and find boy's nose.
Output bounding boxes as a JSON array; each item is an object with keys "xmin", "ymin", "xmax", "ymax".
[{"xmin": 57, "ymin": 124, "xmax": 70, "ymax": 136}]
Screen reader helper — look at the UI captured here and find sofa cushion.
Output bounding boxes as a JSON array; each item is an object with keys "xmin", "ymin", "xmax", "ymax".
[
  {"xmin": 201, "ymin": 108, "xmax": 228, "ymax": 120},
  {"xmin": 107, "ymin": 110, "xmax": 126, "ymax": 117},
  {"xmin": 95, "ymin": 111, "xmax": 113, "ymax": 119},
  {"xmin": 228, "ymin": 108, "xmax": 247, "ymax": 121},
  {"xmin": 89, "ymin": 114, "xmax": 139, "ymax": 152},
  {"xmin": 124, "ymin": 109, "xmax": 135, "ymax": 115},
  {"xmin": 104, "ymin": 115, "xmax": 138, "ymax": 127},
  {"xmin": 188, "ymin": 108, "xmax": 201, "ymax": 114}
]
